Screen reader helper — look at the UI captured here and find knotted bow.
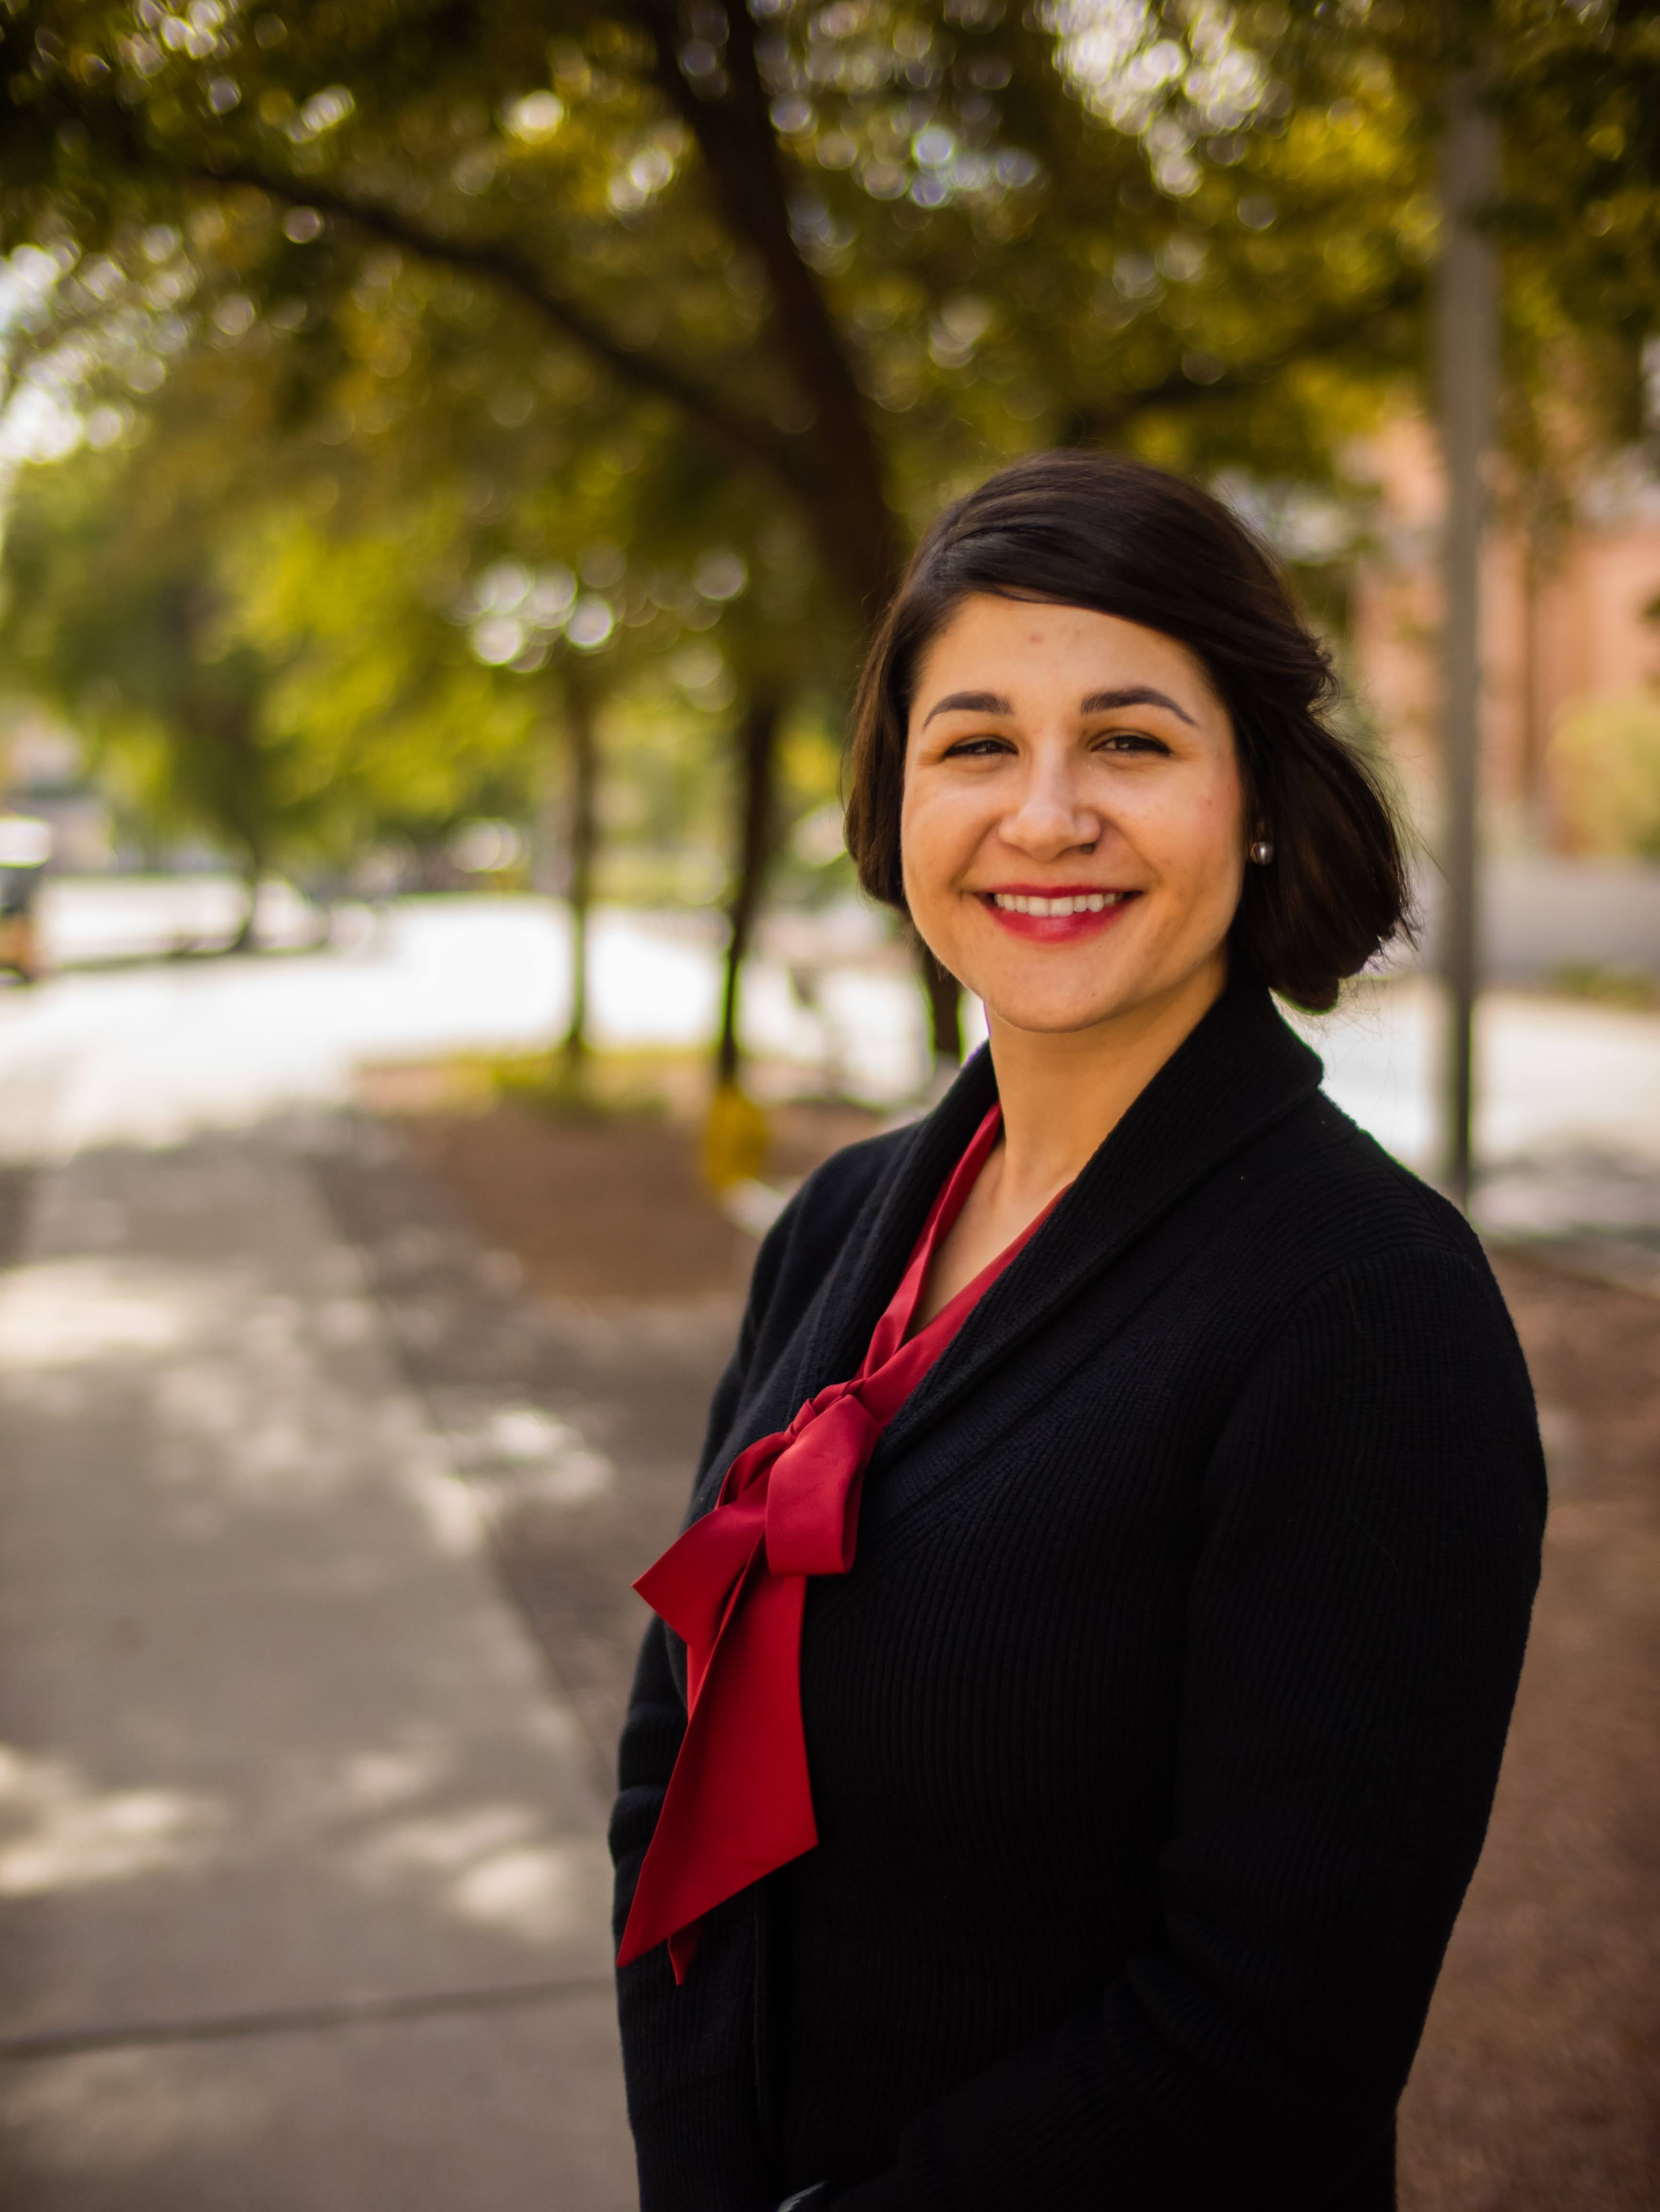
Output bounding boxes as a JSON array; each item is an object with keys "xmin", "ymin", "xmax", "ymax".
[{"xmin": 618, "ymin": 1104, "xmax": 1059, "ymax": 1982}]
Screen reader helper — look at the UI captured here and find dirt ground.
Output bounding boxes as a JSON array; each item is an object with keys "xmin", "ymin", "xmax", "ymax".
[
  {"xmin": 1401, "ymin": 1250, "xmax": 1660, "ymax": 2211},
  {"xmin": 348, "ymin": 1090, "xmax": 1660, "ymax": 2212},
  {"xmin": 356, "ymin": 1067, "xmax": 878, "ymax": 1305}
]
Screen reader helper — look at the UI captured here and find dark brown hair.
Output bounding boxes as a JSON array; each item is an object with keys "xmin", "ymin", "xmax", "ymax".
[{"xmin": 844, "ymin": 450, "xmax": 1410, "ymax": 1013}]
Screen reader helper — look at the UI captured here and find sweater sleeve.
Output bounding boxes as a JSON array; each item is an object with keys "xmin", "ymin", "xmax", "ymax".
[
  {"xmin": 834, "ymin": 1244, "xmax": 1547, "ymax": 2212},
  {"xmin": 611, "ymin": 1617, "xmax": 776, "ymax": 2212},
  {"xmin": 610, "ymin": 1182, "xmax": 820, "ymax": 2212}
]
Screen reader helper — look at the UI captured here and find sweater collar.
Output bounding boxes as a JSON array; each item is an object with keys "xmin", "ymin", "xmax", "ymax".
[{"xmin": 791, "ymin": 981, "xmax": 1324, "ymax": 1450}]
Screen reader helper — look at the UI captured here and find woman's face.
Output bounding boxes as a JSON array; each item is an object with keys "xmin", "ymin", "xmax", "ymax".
[{"xmin": 901, "ymin": 592, "xmax": 1247, "ymax": 1038}]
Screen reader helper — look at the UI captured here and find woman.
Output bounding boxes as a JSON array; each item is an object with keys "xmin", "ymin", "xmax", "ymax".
[{"xmin": 610, "ymin": 452, "xmax": 1545, "ymax": 2212}]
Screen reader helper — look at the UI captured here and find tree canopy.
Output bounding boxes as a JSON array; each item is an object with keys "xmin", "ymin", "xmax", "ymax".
[
  {"xmin": 0, "ymin": 2, "xmax": 1450, "ymax": 599},
  {"xmin": 1, "ymin": 0, "xmax": 1656, "ymax": 1036}
]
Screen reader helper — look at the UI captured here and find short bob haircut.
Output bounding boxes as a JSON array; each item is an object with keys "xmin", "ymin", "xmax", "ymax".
[{"xmin": 844, "ymin": 450, "xmax": 1410, "ymax": 1014}]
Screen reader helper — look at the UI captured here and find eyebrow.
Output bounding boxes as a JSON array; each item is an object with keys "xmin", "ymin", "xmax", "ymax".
[
  {"xmin": 1080, "ymin": 685, "xmax": 1197, "ymax": 727},
  {"xmin": 921, "ymin": 683, "xmax": 1198, "ymax": 728},
  {"xmin": 922, "ymin": 689, "xmax": 1011, "ymax": 725}
]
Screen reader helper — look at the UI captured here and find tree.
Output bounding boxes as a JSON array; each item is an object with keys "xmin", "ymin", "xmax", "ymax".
[
  {"xmin": 0, "ymin": 346, "xmax": 548, "ymax": 933},
  {"xmin": 0, "ymin": 0, "xmax": 1469, "ymax": 1057},
  {"xmin": 1274, "ymin": 0, "xmax": 1660, "ymax": 1198},
  {"xmin": 4, "ymin": 449, "xmax": 275, "ymax": 935},
  {"xmin": 5, "ymin": 0, "xmax": 1651, "ymax": 1058},
  {"xmin": 551, "ymin": 648, "xmax": 600, "ymax": 1068}
]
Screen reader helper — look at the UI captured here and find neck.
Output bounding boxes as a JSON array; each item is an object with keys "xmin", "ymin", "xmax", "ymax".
[{"xmin": 982, "ymin": 954, "xmax": 1230, "ymax": 1216}]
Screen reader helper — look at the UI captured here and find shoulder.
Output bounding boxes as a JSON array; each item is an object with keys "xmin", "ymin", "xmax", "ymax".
[
  {"xmin": 1166, "ymin": 1086, "xmax": 1533, "ymax": 1435},
  {"xmin": 1237, "ymin": 1085, "xmax": 1497, "ymax": 1292},
  {"xmin": 1217, "ymin": 1094, "xmax": 1537, "ymax": 1432},
  {"xmin": 799, "ymin": 1118, "xmax": 920, "ymax": 1217},
  {"xmin": 1194, "ymin": 1117, "xmax": 1546, "ymax": 1551},
  {"xmin": 767, "ymin": 1120, "xmax": 916, "ymax": 1266},
  {"xmin": 738, "ymin": 1120, "xmax": 917, "ymax": 1335}
]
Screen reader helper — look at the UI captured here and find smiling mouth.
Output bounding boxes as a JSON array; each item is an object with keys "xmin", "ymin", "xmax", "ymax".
[{"xmin": 983, "ymin": 890, "xmax": 1137, "ymax": 917}]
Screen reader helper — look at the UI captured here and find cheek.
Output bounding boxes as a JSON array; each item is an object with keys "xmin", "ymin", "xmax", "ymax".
[
  {"xmin": 897, "ymin": 785, "xmax": 932, "ymax": 909},
  {"xmin": 900, "ymin": 778, "xmax": 977, "ymax": 906},
  {"xmin": 1144, "ymin": 764, "xmax": 1245, "ymax": 881}
]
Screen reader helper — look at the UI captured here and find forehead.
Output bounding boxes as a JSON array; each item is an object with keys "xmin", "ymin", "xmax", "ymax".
[{"xmin": 912, "ymin": 593, "xmax": 1222, "ymax": 714}]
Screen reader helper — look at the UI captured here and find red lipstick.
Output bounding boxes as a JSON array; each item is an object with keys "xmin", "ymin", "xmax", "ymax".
[{"xmin": 977, "ymin": 886, "xmax": 1141, "ymax": 944}]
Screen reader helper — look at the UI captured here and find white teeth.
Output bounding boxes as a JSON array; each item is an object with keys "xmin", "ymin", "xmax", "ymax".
[{"xmin": 991, "ymin": 891, "xmax": 1125, "ymax": 916}]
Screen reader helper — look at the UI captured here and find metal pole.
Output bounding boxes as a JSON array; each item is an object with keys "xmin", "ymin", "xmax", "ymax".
[{"xmin": 1436, "ymin": 68, "xmax": 1499, "ymax": 1211}]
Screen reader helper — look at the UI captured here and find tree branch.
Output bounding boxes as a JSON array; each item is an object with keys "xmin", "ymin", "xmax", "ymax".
[
  {"xmin": 26, "ymin": 59, "xmax": 894, "ymax": 613},
  {"xmin": 25, "ymin": 74, "xmax": 810, "ymax": 505},
  {"xmin": 629, "ymin": 0, "xmax": 902, "ymax": 607},
  {"xmin": 187, "ymin": 154, "xmax": 812, "ymax": 497},
  {"xmin": 1065, "ymin": 269, "xmax": 1427, "ymax": 442}
]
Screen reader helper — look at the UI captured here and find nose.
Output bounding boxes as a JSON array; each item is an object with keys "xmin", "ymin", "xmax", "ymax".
[{"xmin": 1000, "ymin": 747, "xmax": 1102, "ymax": 859}]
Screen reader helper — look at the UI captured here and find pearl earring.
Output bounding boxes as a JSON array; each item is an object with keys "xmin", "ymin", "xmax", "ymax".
[{"xmin": 1249, "ymin": 839, "xmax": 1274, "ymax": 865}]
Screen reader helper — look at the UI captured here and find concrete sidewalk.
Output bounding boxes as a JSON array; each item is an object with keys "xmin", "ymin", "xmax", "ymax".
[{"xmin": 0, "ymin": 1129, "xmax": 634, "ymax": 2210}]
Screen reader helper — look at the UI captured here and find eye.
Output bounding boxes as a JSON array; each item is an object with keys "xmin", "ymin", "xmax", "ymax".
[
  {"xmin": 1093, "ymin": 729, "xmax": 1170, "ymax": 756},
  {"xmin": 941, "ymin": 733, "xmax": 1015, "ymax": 758}
]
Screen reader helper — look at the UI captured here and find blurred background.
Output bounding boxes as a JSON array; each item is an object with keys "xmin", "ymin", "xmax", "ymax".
[{"xmin": 0, "ymin": 2, "xmax": 1655, "ymax": 2208}]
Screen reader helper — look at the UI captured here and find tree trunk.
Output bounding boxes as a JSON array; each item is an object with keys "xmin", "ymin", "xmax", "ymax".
[
  {"xmin": 560, "ymin": 664, "xmax": 599, "ymax": 1069},
  {"xmin": 1436, "ymin": 61, "xmax": 1499, "ymax": 1210},
  {"xmin": 1519, "ymin": 500, "xmax": 1550, "ymax": 847},
  {"xmin": 639, "ymin": 0, "xmax": 903, "ymax": 618},
  {"xmin": 228, "ymin": 854, "xmax": 262, "ymax": 953},
  {"xmin": 920, "ymin": 944, "xmax": 962, "ymax": 1071},
  {"xmin": 531, "ymin": 718, "xmax": 566, "ymax": 897},
  {"xmin": 224, "ymin": 799, "xmax": 265, "ymax": 953},
  {"xmin": 717, "ymin": 691, "xmax": 782, "ymax": 1087}
]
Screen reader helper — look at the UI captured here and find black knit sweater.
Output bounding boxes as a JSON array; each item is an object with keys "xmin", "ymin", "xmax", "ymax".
[{"xmin": 610, "ymin": 984, "xmax": 1545, "ymax": 2212}]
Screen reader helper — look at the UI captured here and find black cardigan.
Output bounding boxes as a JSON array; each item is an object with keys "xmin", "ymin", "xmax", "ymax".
[{"xmin": 610, "ymin": 985, "xmax": 1545, "ymax": 2212}]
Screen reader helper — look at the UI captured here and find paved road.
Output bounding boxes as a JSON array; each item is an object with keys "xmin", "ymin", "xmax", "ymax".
[
  {"xmin": 10, "ymin": 887, "xmax": 924, "ymax": 1142},
  {"xmin": 4, "ymin": 887, "xmax": 1659, "ymax": 1263}
]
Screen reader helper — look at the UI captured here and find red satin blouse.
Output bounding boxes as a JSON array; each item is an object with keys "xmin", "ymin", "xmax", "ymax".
[{"xmin": 618, "ymin": 1103, "xmax": 1060, "ymax": 1982}]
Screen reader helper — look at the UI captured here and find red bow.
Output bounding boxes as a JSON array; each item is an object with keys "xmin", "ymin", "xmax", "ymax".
[{"xmin": 618, "ymin": 1105, "xmax": 1056, "ymax": 1982}]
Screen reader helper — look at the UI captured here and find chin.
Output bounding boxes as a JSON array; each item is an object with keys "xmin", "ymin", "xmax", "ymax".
[
  {"xmin": 970, "ymin": 968, "xmax": 1142, "ymax": 1036},
  {"xmin": 983, "ymin": 994, "xmax": 1138, "ymax": 1037},
  {"xmin": 963, "ymin": 943, "xmax": 1221, "ymax": 1039}
]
